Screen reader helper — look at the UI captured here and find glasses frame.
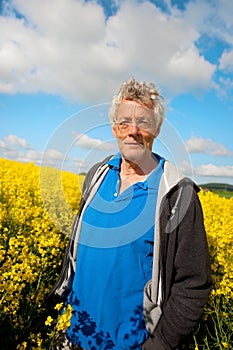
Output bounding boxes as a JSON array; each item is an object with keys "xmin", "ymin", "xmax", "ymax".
[{"xmin": 113, "ymin": 117, "xmax": 156, "ymax": 133}]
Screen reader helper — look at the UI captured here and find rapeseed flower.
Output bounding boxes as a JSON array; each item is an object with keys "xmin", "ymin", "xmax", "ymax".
[
  {"xmin": 0, "ymin": 158, "xmax": 81, "ymax": 348},
  {"xmin": 1, "ymin": 158, "xmax": 232, "ymax": 348}
]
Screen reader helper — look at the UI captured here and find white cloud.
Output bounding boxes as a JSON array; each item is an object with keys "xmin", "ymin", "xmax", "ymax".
[
  {"xmin": 179, "ymin": 160, "xmax": 194, "ymax": 176},
  {"xmin": 13, "ymin": 150, "xmax": 42, "ymax": 164},
  {"xmin": 0, "ymin": 133, "xmax": 67, "ymax": 165},
  {"xmin": 205, "ymin": 0, "xmax": 233, "ymax": 45},
  {"xmin": 42, "ymin": 149, "xmax": 65, "ymax": 162},
  {"xmin": 0, "ymin": 0, "xmax": 220, "ymax": 103},
  {"xmin": 73, "ymin": 159, "xmax": 90, "ymax": 171},
  {"xmin": 219, "ymin": 50, "xmax": 233, "ymax": 72},
  {"xmin": 4, "ymin": 134, "xmax": 32, "ymax": 149},
  {"xmin": 0, "ymin": 140, "xmax": 8, "ymax": 149},
  {"xmin": 0, "ymin": 145, "xmax": 63, "ymax": 165},
  {"xmin": 0, "ymin": 132, "xmax": 108, "ymax": 171},
  {"xmin": 214, "ymin": 76, "xmax": 233, "ymax": 98},
  {"xmin": 1, "ymin": 147, "xmax": 22, "ymax": 160},
  {"xmin": 195, "ymin": 164, "xmax": 233, "ymax": 178},
  {"xmin": 0, "ymin": 134, "xmax": 35, "ymax": 161},
  {"xmin": 180, "ymin": 159, "xmax": 233, "ymax": 179},
  {"xmin": 185, "ymin": 136, "xmax": 232, "ymax": 156},
  {"xmin": 73, "ymin": 132, "xmax": 115, "ymax": 151}
]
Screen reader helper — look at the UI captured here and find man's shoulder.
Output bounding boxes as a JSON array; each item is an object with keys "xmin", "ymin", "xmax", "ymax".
[{"xmin": 83, "ymin": 154, "xmax": 114, "ymax": 192}]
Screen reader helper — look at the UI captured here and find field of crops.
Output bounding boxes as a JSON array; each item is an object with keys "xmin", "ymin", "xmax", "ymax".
[{"xmin": 0, "ymin": 158, "xmax": 232, "ymax": 349}]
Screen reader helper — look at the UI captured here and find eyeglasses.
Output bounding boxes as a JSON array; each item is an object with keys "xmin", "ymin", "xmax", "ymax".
[{"xmin": 114, "ymin": 118, "xmax": 154, "ymax": 132}]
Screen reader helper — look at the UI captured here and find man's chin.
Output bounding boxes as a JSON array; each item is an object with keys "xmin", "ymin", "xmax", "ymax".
[{"xmin": 122, "ymin": 149, "xmax": 147, "ymax": 164}]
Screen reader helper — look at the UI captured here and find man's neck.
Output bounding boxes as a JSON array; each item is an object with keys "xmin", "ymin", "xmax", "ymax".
[
  {"xmin": 118, "ymin": 154, "xmax": 158, "ymax": 193},
  {"xmin": 120, "ymin": 153, "xmax": 158, "ymax": 177}
]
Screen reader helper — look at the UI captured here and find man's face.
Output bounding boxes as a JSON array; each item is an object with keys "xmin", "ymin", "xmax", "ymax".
[{"xmin": 112, "ymin": 100, "xmax": 160, "ymax": 163}]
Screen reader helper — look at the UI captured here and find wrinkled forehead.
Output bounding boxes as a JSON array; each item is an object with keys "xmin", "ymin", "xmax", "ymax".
[{"xmin": 117, "ymin": 99, "xmax": 154, "ymax": 119}]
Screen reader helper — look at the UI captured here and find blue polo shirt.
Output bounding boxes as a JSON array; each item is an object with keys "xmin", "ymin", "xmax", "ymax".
[{"xmin": 67, "ymin": 153, "xmax": 164, "ymax": 349}]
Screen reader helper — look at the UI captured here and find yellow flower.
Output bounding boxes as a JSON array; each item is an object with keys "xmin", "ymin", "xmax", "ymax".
[
  {"xmin": 45, "ymin": 315, "xmax": 54, "ymax": 326},
  {"xmin": 16, "ymin": 341, "xmax": 27, "ymax": 349},
  {"xmin": 1, "ymin": 157, "xmax": 233, "ymax": 348},
  {"xmin": 54, "ymin": 302, "xmax": 64, "ymax": 311},
  {"xmin": 222, "ymin": 342, "xmax": 228, "ymax": 348},
  {"xmin": 57, "ymin": 304, "xmax": 73, "ymax": 331}
]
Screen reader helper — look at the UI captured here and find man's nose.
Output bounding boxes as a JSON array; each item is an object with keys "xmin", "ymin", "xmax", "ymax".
[{"xmin": 129, "ymin": 122, "xmax": 140, "ymax": 134}]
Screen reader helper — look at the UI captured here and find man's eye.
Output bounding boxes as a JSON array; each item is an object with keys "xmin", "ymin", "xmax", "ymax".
[
  {"xmin": 118, "ymin": 120, "xmax": 130, "ymax": 127},
  {"xmin": 120, "ymin": 120, "xmax": 129, "ymax": 125},
  {"xmin": 138, "ymin": 120, "xmax": 151, "ymax": 129}
]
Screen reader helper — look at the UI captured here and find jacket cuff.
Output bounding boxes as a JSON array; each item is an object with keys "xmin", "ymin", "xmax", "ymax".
[{"xmin": 142, "ymin": 334, "xmax": 172, "ymax": 350}]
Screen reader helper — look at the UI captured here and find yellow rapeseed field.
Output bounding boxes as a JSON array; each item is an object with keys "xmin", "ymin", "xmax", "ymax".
[{"xmin": 0, "ymin": 158, "xmax": 232, "ymax": 349}]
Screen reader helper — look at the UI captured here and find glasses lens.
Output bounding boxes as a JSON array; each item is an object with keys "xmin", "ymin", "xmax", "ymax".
[{"xmin": 115, "ymin": 119, "xmax": 152, "ymax": 132}]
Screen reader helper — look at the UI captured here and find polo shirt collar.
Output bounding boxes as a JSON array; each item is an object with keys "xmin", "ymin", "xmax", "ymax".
[
  {"xmin": 106, "ymin": 153, "xmax": 164, "ymax": 191},
  {"xmin": 106, "ymin": 152, "xmax": 122, "ymax": 170}
]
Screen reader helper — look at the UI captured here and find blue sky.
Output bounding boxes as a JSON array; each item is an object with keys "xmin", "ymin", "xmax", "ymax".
[{"xmin": 0, "ymin": 0, "xmax": 233, "ymax": 185}]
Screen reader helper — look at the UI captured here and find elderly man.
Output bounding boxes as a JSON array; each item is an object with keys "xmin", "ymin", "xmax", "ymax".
[{"xmin": 50, "ymin": 78, "xmax": 212, "ymax": 350}]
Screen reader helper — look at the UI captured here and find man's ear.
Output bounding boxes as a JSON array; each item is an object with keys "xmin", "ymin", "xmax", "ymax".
[{"xmin": 112, "ymin": 125, "xmax": 117, "ymax": 138}]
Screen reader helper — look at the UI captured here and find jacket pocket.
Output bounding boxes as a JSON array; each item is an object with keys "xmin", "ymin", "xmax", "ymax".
[{"xmin": 143, "ymin": 279, "xmax": 162, "ymax": 334}]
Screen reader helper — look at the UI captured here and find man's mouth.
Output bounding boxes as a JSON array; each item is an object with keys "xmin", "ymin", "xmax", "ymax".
[{"xmin": 125, "ymin": 141, "xmax": 143, "ymax": 146}]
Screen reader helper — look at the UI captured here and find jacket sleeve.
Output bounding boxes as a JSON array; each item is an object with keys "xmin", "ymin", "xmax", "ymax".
[
  {"xmin": 45, "ymin": 167, "xmax": 96, "ymax": 305},
  {"xmin": 45, "ymin": 158, "xmax": 112, "ymax": 305},
  {"xmin": 143, "ymin": 183, "xmax": 212, "ymax": 349}
]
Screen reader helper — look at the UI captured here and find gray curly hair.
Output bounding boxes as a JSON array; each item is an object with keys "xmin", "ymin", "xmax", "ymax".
[{"xmin": 109, "ymin": 77, "xmax": 165, "ymax": 129}]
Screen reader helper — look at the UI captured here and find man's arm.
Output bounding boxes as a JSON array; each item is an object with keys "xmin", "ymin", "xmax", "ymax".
[{"xmin": 143, "ymin": 186, "xmax": 212, "ymax": 349}]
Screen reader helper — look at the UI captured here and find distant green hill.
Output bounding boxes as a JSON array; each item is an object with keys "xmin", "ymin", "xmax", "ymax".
[
  {"xmin": 199, "ymin": 183, "xmax": 233, "ymax": 191},
  {"xmin": 199, "ymin": 183, "xmax": 233, "ymax": 198}
]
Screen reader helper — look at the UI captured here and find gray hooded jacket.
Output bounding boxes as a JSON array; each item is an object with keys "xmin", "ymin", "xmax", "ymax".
[{"xmin": 48, "ymin": 156, "xmax": 212, "ymax": 350}]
